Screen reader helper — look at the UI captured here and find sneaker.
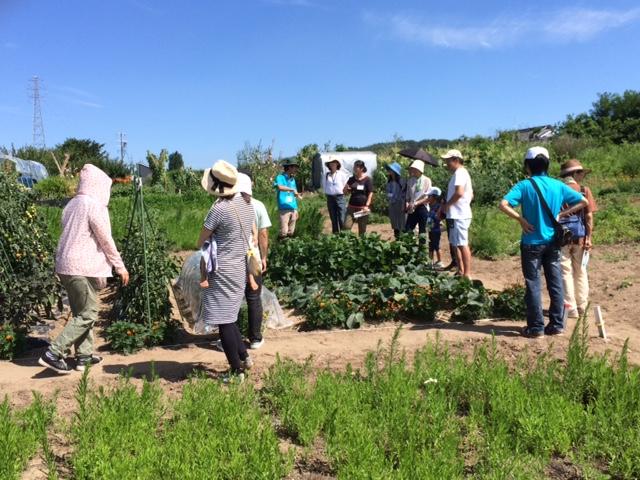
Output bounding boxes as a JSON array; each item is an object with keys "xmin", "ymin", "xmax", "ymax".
[
  {"xmin": 248, "ymin": 339, "xmax": 264, "ymax": 350},
  {"xmin": 433, "ymin": 261, "xmax": 445, "ymax": 269},
  {"xmin": 38, "ymin": 350, "xmax": 73, "ymax": 375},
  {"xmin": 544, "ymin": 327, "xmax": 565, "ymax": 336},
  {"xmin": 222, "ymin": 372, "xmax": 245, "ymax": 384},
  {"xmin": 566, "ymin": 309, "xmax": 579, "ymax": 319},
  {"xmin": 75, "ymin": 355, "xmax": 103, "ymax": 372},
  {"xmin": 521, "ymin": 327, "xmax": 544, "ymax": 339},
  {"xmin": 212, "ymin": 340, "xmax": 224, "ymax": 352},
  {"xmin": 442, "ymin": 262, "xmax": 456, "ymax": 271},
  {"xmin": 243, "ymin": 355, "xmax": 254, "ymax": 370}
]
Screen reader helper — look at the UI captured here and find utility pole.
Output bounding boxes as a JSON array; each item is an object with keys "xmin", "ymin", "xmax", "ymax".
[
  {"xmin": 30, "ymin": 76, "xmax": 46, "ymax": 148},
  {"xmin": 119, "ymin": 132, "xmax": 127, "ymax": 163}
]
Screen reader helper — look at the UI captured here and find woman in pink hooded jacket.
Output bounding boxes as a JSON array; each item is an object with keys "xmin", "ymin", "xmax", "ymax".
[{"xmin": 39, "ymin": 164, "xmax": 129, "ymax": 374}]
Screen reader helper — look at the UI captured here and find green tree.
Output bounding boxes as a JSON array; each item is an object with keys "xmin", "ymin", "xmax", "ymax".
[
  {"xmin": 167, "ymin": 151, "xmax": 184, "ymax": 171},
  {"xmin": 561, "ymin": 90, "xmax": 640, "ymax": 143},
  {"xmin": 146, "ymin": 149, "xmax": 169, "ymax": 187}
]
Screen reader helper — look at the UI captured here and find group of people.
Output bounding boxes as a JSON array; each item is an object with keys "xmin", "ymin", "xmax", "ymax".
[
  {"xmin": 322, "ymin": 149, "xmax": 474, "ymax": 278},
  {"xmin": 37, "ymin": 144, "xmax": 597, "ymax": 378}
]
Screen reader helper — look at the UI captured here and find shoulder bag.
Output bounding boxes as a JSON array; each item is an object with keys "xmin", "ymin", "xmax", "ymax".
[
  {"xmin": 528, "ymin": 178, "xmax": 573, "ymax": 248},
  {"xmin": 231, "ymin": 202, "xmax": 263, "ymax": 277}
]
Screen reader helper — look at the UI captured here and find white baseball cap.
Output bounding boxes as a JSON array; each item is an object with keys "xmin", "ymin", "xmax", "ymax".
[
  {"xmin": 441, "ymin": 149, "xmax": 463, "ymax": 160},
  {"xmin": 236, "ymin": 172, "xmax": 252, "ymax": 196},
  {"xmin": 525, "ymin": 146, "xmax": 550, "ymax": 160}
]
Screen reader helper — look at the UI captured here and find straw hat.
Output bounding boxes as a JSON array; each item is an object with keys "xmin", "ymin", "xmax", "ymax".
[
  {"xmin": 201, "ymin": 160, "xmax": 239, "ymax": 196},
  {"xmin": 560, "ymin": 159, "xmax": 591, "ymax": 177},
  {"xmin": 325, "ymin": 157, "xmax": 341, "ymax": 170},
  {"xmin": 409, "ymin": 160, "xmax": 425, "ymax": 174}
]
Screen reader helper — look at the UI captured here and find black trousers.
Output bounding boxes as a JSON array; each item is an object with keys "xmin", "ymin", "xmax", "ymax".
[
  {"xmin": 219, "ymin": 323, "xmax": 248, "ymax": 374},
  {"xmin": 246, "ymin": 275, "xmax": 263, "ymax": 342}
]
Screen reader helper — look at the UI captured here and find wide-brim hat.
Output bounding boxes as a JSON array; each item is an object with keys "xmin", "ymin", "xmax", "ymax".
[
  {"xmin": 201, "ymin": 160, "xmax": 239, "ymax": 196},
  {"xmin": 409, "ymin": 160, "xmax": 425, "ymax": 174},
  {"xmin": 325, "ymin": 157, "xmax": 341, "ymax": 170},
  {"xmin": 385, "ymin": 162, "xmax": 402, "ymax": 176},
  {"xmin": 282, "ymin": 159, "xmax": 299, "ymax": 168},
  {"xmin": 560, "ymin": 159, "xmax": 591, "ymax": 177}
]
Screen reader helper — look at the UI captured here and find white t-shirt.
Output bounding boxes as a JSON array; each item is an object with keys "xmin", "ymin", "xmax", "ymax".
[
  {"xmin": 322, "ymin": 170, "xmax": 349, "ymax": 196},
  {"xmin": 252, "ymin": 198, "xmax": 271, "ymax": 262},
  {"xmin": 446, "ymin": 167, "xmax": 473, "ymax": 219}
]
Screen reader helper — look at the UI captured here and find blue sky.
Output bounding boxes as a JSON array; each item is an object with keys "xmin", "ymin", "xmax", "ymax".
[{"xmin": 1, "ymin": 0, "xmax": 639, "ymax": 169}]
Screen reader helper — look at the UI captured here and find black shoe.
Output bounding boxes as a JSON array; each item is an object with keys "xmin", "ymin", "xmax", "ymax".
[
  {"xmin": 75, "ymin": 355, "xmax": 103, "ymax": 372},
  {"xmin": 38, "ymin": 350, "xmax": 73, "ymax": 374},
  {"xmin": 442, "ymin": 262, "xmax": 456, "ymax": 271},
  {"xmin": 544, "ymin": 327, "xmax": 565, "ymax": 336},
  {"xmin": 521, "ymin": 327, "xmax": 544, "ymax": 339}
]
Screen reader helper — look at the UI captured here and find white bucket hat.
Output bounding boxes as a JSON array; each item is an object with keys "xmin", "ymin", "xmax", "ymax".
[
  {"xmin": 201, "ymin": 160, "xmax": 239, "ymax": 196},
  {"xmin": 409, "ymin": 160, "xmax": 425, "ymax": 174},
  {"xmin": 236, "ymin": 172, "xmax": 253, "ymax": 196}
]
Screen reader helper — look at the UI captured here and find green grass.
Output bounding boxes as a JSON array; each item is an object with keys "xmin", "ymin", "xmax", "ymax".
[
  {"xmin": 38, "ymin": 189, "xmax": 324, "ymax": 252},
  {"xmin": 0, "ymin": 394, "xmax": 56, "ymax": 480},
  {"xmin": 4, "ymin": 319, "xmax": 640, "ymax": 479}
]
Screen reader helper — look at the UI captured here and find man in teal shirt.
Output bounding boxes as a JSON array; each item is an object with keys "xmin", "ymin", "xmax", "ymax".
[
  {"xmin": 274, "ymin": 160, "xmax": 302, "ymax": 239},
  {"xmin": 499, "ymin": 147, "xmax": 587, "ymax": 338}
]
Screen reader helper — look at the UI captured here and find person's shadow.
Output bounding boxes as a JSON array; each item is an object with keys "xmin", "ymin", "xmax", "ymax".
[
  {"xmin": 102, "ymin": 360, "xmax": 217, "ymax": 382},
  {"xmin": 409, "ymin": 321, "xmax": 522, "ymax": 337}
]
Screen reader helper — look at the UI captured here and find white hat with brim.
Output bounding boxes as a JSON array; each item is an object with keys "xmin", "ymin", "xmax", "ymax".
[
  {"xmin": 325, "ymin": 157, "xmax": 342, "ymax": 170},
  {"xmin": 201, "ymin": 160, "xmax": 239, "ymax": 196},
  {"xmin": 525, "ymin": 146, "xmax": 550, "ymax": 160},
  {"xmin": 427, "ymin": 186, "xmax": 442, "ymax": 197},
  {"xmin": 441, "ymin": 149, "xmax": 463, "ymax": 160},
  {"xmin": 409, "ymin": 160, "xmax": 425, "ymax": 174},
  {"xmin": 236, "ymin": 172, "xmax": 253, "ymax": 196}
]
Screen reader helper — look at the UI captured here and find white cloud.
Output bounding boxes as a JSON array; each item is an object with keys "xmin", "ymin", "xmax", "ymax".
[{"xmin": 366, "ymin": 7, "xmax": 640, "ymax": 50}]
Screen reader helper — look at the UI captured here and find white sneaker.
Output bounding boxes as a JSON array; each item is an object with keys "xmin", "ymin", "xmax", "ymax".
[
  {"xmin": 249, "ymin": 339, "xmax": 264, "ymax": 350},
  {"xmin": 222, "ymin": 372, "xmax": 245, "ymax": 384},
  {"xmin": 243, "ymin": 355, "xmax": 254, "ymax": 370},
  {"xmin": 567, "ymin": 309, "xmax": 579, "ymax": 319}
]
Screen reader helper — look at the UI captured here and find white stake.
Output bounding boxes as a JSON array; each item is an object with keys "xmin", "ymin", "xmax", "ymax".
[{"xmin": 594, "ymin": 305, "xmax": 607, "ymax": 340}]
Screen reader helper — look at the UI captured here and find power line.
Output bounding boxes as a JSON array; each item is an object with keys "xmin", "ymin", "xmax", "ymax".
[{"xmin": 29, "ymin": 76, "xmax": 46, "ymax": 148}]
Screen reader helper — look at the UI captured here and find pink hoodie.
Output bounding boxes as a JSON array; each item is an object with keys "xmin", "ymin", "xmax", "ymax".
[{"xmin": 55, "ymin": 164, "xmax": 125, "ymax": 278}]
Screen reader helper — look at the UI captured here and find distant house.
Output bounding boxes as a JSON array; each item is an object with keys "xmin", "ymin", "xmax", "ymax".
[
  {"xmin": 514, "ymin": 125, "xmax": 556, "ymax": 142},
  {"xmin": 0, "ymin": 154, "xmax": 49, "ymax": 188}
]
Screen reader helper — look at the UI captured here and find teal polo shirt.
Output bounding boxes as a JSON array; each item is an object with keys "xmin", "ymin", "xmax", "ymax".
[
  {"xmin": 274, "ymin": 173, "xmax": 298, "ymax": 211},
  {"xmin": 503, "ymin": 174, "xmax": 585, "ymax": 245}
]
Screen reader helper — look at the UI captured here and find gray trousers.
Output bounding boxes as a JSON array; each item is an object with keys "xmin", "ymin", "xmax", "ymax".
[{"xmin": 50, "ymin": 275, "xmax": 99, "ymax": 358}]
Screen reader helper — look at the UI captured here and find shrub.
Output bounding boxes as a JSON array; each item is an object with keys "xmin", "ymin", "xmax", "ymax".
[
  {"xmin": 0, "ymin": 172, "xmax": 62, "ymax": 359},
  {"xmin": 33, "ymin": 175, "xmax": 76, "ymax": 200}
]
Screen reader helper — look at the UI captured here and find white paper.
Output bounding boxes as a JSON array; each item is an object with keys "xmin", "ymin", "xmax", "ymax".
[{"xmin": 581, "ymin": 250, "xmax": 590, "ymax": 269}]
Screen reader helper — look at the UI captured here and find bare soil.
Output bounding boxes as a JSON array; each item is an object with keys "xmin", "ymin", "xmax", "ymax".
[{"xmin": 2, "ymin": 221, "xmax": 638, "ymax": 479}]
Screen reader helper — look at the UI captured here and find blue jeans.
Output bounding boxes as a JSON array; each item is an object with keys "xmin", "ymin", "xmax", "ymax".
[
  {"xmin": 405, "ymin": 205, "xmax": 429, "ymax": 246},
  {"xmin": 327, "ymin": 195, "xmax": 346, "ymax": 234},
  {"xmin": 521, "ymin": 243, "xmax": 566, "ymax": 333}
]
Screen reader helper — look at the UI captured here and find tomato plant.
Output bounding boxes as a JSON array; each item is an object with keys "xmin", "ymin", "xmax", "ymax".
[{"xmin": 0, "ymin": 172, "xmax": 62, "ymax": 359}]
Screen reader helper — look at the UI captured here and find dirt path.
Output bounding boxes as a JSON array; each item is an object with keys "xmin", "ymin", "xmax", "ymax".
[{"xmin": 1, "ymin": 227, "xmax": 639, "ymax": 411}]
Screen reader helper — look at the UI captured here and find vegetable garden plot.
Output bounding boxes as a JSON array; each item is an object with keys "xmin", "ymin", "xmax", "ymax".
[{"xmin": 267, "ymin": 235, "xmax": 526, "ymax": 329}]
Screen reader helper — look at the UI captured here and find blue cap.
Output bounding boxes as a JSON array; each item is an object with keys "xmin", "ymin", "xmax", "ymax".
[{"xmin": 385, "ymin": 162, "xmax": 402, "ymax": 176}]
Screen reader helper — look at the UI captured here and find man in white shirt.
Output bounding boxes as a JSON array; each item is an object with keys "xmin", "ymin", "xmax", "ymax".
[
  {"xmin": 237, "ymin": 172, "xmax": 272, "ymax": 349},
  {"xmin": 322, "ymin": 158, "xmax": 349, "ymax": 233},
  {"xmin": 440, "ymin": 149, "xmax": 473, "ymax": 278}
]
